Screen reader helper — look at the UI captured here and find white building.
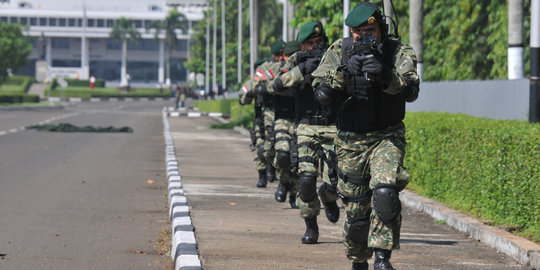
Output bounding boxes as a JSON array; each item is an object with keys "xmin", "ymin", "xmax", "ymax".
[{"xmin": 0, "ymin": 0, "xmax": 206, "ymax": 84}]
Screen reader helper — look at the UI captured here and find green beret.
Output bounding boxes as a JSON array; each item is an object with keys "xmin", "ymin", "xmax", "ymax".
[
  {"xmin": 254, "ymin": 59, "xmax": 265, "ymax": 69},
  {"xmin": 297, "ymin": 21, "xmax": 324, "ymax": 43},
  {"xmin": 283, "ymin": 41, "xmax": 301, "ymax": 56},
  {"xmin": 345, "ymin": 4, "xmax": 378, "ymax": 28},
  {"xmin": 271, "ymin": 40, "xmax": 285, "ymax": 55}
]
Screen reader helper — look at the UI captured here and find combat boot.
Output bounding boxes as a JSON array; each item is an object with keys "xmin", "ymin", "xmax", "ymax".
[
  {"xmin": 351, "ymin": 262, "xmax": 368, "ymax": 270},
  {"xmin": 322, "ymin": 200, "xmax": 340, "ymax": 223},
  {"xmin": 301, "ymin": 217, "xmax": 319, "ymax": 244},
  {"xmin": 266, "ymin": 165, "xmax": 276, "ymax": 182},
  {"xmin": 373, "ymin": 248, "xmax": 395, "ymax": 270},
  {"xmin": 275, "ymin": 182, "xmax": 288, "ymax": 202},
  {"xmin": 256, "ymin": 169, "xmax": 267, "ymax": 188},
  {"xmin": 289, "ymin": 192, "xmax": 298, "ymax": 209}
]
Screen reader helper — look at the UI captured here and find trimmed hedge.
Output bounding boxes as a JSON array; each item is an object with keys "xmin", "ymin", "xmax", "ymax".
[
  {"xmin": 404, "ymin": 112, "xmax": 539, "ymax": 243},
  {"xmin": 1, "ymin": 75, "xmax": 36, "ymax": 94},
  {"xmin": 194, "ymin": 99, "xmax": 234, "ymax": 115},
  {"xmin": 0, "ymin": 94, "xmax": 39, "ymax": 103}
]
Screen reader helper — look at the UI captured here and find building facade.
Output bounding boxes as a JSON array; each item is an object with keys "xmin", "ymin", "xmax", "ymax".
[{"xmin": 0, "ymin": 0, "xmax": 206, "ymax": 84}]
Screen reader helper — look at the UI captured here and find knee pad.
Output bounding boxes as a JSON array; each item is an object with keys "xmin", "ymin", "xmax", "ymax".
[
  {"xmin": 373, "ymin": 184, "xmax": 401, "ymax": 223},
  {"xmin": 276, "ymin": 151, "xmax": 291, "ymax": 168},
  {"xmin": 257, "ymin": 144, "xmax": 266, "ymax": 162},
  {"xmin": 298, "ymin": 175, "xmax": 317, "ymax": 202},
  {"xmin": 345, "ymin": 215, "xmax": 370, "ymax": 244}
]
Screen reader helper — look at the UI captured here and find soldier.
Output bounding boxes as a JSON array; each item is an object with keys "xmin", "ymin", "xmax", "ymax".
[
  {"xmin": 238, "ymin": 59, "xmax": 268, "ymax": 187},
  {"xmin": 312, "ymin": 2, "xmax": 419, "ymax": 270},
  {"xmin": 271, "ymin": 21, "xmax": 341, "ymax": 244},
  {"xmin": 263, "ymin": 41, "xmax": 302, "ymax": 208}
]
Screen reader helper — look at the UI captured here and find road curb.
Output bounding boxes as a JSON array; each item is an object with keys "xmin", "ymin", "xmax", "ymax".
[
  {"xmin": 400, "ymin": 190, "xmax": 540, "ymax": 269},
  {"xmin": 162, "ymin": 109, "xmax": 202, "ymax": 270}
]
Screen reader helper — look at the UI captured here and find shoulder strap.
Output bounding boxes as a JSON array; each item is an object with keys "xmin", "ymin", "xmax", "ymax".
[{"xmin": 341, "ymin": 37, "xmax": 354, "ymax": 65}]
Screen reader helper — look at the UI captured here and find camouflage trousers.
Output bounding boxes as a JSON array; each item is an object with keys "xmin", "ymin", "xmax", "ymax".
[
  {"xmin": 252, "ymin": 120, "xmax": 267, "ymax": 170},
  {"xmin": 263, "ymin": 107, "xmax": 276, "ymax": 166},
  {"xmin": 272, "ymin": 118, "xmax": 298, "ymax": 194},
  {"xmin": 335, "ymin": 122, "xmax": 410, "ymax": 263},
  {"xmin": 296, "ymin": 123, "xmax": 340, "ymax": 219}
]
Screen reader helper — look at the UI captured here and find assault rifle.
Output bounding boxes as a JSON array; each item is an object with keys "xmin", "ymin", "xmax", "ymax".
[
  {"xmin": 296, "ymin": 46, "xmax": 326, "ymax": 64},
  {"xmin": 343, "ymin": 32, "xmax": 380, "ymax": 103}
]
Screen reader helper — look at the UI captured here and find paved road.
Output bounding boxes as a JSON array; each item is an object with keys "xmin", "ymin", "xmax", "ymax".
[
  {"xmin": 0, "ymin": 101, "xmax": 171, "ymax": 270},
  {"xmin": 168, "ymin": 115, "xmax": 532, "ymax": 270}
]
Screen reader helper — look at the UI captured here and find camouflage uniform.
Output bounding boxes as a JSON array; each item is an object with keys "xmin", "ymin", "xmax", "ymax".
[
  {"xmin": 276, "ymin": 51, "xmax": 340, "ymax": 220},
  {"xmin": 312, "ymin": 35, "xmax": 418, "ymax": 264},
  {"xmin": 238, "ymin": 78, "xmax": 266, "ymax": 171},
  {"xmin": 266, "ymin": 62, "xmax": 298, "ymax": 200}
]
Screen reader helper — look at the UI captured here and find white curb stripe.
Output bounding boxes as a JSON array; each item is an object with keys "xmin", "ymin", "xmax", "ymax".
[{"xmin": 162, "ymin": 107, "xmax": 201, "ymax": 270}]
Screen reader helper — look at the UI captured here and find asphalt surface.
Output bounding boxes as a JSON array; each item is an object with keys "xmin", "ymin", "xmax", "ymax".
[
  {"xmin": 167, "ymin": 115, "xmax": 533, "ymax": 270},
  {"xmin": 0, "ymin": 101, "xmax": 171, "ymax": 270}
]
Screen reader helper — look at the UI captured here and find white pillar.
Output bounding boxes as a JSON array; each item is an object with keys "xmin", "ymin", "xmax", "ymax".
[
  {"xmin": 80, "ymin": 36, "xmax": 89, "ymax": 80},
  {"xmin": 237, "ymin": 0, "xmax": 242, "ymax": 84},
  {"xmin": 249, "ymin": 0, "xmax": 254, "ymax": 78},
  {"xmin": 221, "ymin": 0, "xmax": 226, "ymax": 91},
  {"xmin": 158, "ymin": 39, "xmax": 165, "ymax": 84},
  {"xmin": 212, "ymin": 0, "xmax": 217, "ymax": 95},
  {"xmin": 45, "ymin": 37, "xmax": 52, "ymax": 66},
  {"xmin": 283, "ymin": 0, "xmax": 288, "ymax": 41},
  {"xmin": 120, "ymin": 40, "xmax": 127, "ymax": 85},
  {"xmin": 343, "ymin": 0, "xmax": 350, "ymax": 38},
  {"xmin": 205, "ymin": 5, "xmax": 210, "ymax": 95}
]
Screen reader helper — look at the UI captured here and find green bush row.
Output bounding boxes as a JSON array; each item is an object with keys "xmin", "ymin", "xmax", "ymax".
[
  {"xmin": 0, "ymin": 75, "xmax": 36, "ymax": 94},
  {"xmin": 194, "ymin": 100, "xmax": 540, "ymax": 243},
  {"xmin": 48, "ymin": 88, "xmax": 171, "ymax": 98},
  {"xmin": 0, "ymin": 94, "xmax": 40, "ymax": 104},
  {"xmin": 403, "ymin": 112, "xmax": 540, "ymax": 243},
  {"xmin": 194, "ymin": 99, "xmax": 235, "ymax": 115}
]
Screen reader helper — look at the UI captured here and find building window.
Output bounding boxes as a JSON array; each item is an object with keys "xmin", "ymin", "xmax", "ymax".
[
  {"xmin": 39, "ymin": 17, "xmax": 47, "ymax": 26},
  {"xmin": 0, "ymin": 17, "xmax": 7, "ymax": 23},
  {"xmin": 106, "ymin": 19, "xmax": 114, "ymax": 27},
  {"xmin": 52, "ymin": 38, "xmax": 69, "ymax": 49},
  {"xmin": 58, "ymin": 18, "xmax": 66, "ymax": 26},
  {"xmin": 49, "ymin": 18, "xmax": 56, "ymax": 26},
  {"xmin": 30, "ymin": 17, "xmax": 37, "ymax": 26},
  {"xmin": 134, "ymin": 20, "xmax": 142, "ymax": 29},
  {"xmin": 106, "ymin": 39, "xmax": 121, "ymax": 50},
  {"xmin": 10, "ymin": 17, "xmax": 17, "ymax": 23},
  {"xmin": 97, "ymin": 19, "xmax": 104, "ymax": 27},
  {"xmin": 87, "ymin": 19, "xmax": 95, "ymax": 27},
  {"xmin": 20, "ymin": 17, "xmax": 28, "ymax": 25},
  {"xmin": 68, "ymin": 18, "xmax": 76, "ymax": 27}
]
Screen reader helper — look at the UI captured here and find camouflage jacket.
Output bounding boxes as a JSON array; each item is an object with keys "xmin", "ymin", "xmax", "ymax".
[
  {"xmin": 311, "ymin": 38, "xmax": 419, "ymax": 95},
  {"xmin": 238, "ymin": 77, "xmax": 255, "ymax": 105},
  {"xmin": 266, "ymin": 53, "xmax": 304, "ymax": 94}
]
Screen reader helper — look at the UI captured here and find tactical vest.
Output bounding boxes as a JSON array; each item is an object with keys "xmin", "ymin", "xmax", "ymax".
[
  {"xmin": 338, "ymin": 37, "xmax": 405, "ymax": 133},
  {"xmin": 254, "ymin": 93, "xmax": 264, "ymax": 118},
  {"xmin": 274, "ymin": 87, "xmax": 296, "ymax": 120},
  {"xmin": 295, "ymin": 74, "xmax": 338, "ymax": 125}
]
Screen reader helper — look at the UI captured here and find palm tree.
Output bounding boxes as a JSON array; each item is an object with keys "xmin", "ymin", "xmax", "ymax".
[
  {"xmin": 146, "ymin": 9, "xmax": 188, "ymax": 83},
  {"xmin": 109, "ymin": 17, "xmax": 141, "ymax": 86}
]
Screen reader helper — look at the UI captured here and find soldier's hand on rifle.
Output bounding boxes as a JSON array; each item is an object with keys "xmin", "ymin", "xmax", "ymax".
[
  {"xmin": 255, "ymin": 85, "xmax": 267, "ymax": 95},
  {"xmin": 299, "ymin": 58, "xmax": 320, "ymax": 75},
  {"xmin": 346, "ymin": 55, "xmax": 364, "ymax": 76},
  {"xmin": 246, "ymin": 90, "xmax": 255, "ymax": 99},
  {"xmin": 360, "ymin": 54, "xmax": 383, "ymax": 75},
  {"xmin": 315, "ymin": 83, "xmax": 334, "ymax": 105}
]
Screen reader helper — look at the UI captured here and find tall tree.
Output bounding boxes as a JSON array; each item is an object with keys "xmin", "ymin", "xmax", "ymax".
[
  {"xmin": 146, "ymin": 9, "xmax": 188, "ymax": 83},
  {"xmin": 0, "ymin": 23, "xmax": 32, "ymax": 84},
  {"xmin": 109, "ymin": 17, "xmax": 141, "ymax": 85}
]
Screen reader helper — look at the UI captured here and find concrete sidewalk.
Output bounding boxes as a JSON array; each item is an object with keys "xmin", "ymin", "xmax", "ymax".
[{"xmin": 166, "ymin": 114, "xmax": 538, "ymax": 270}]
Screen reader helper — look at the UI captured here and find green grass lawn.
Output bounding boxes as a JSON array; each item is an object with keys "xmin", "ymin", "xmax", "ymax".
[{"xmin": 0, "ymin": 84, "xmax": 25, "ymax": 93}]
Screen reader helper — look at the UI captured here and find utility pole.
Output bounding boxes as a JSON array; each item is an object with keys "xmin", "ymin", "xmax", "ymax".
[
  {"xmin": 410, "ymin": 0, "xmax": 424, "ymax": 81},
  {"xmin": 383, "ymin": 0, "xmax": 394, "ymax": 36},
  {"xmin": 238, "ymin": 0, "xmax": 242, "ymax": 84},
  {"xmin": 212, "ymin": 0, "xmax": 217, "ymax": 97},
  {"xmin": 508, "ymin": 0, "xmax": 524, "ymax": 79},
  {"xmin": 283, "ymin": 0, "xmax": 288, "ymax": 41},
  {"xmin": 205, "ymin": 2, "xmax": 210, "ymax": 95},
  {"xmin": 343, "ymin": 0, "xmax": 350, "ymax": 38},
  {"xmin": 221, "ymin": 0, "xmax": 226, "ymax": 93},
  {"xmin": 530, "ymin": 0, "xmax": 540, "ymax": 122},
  {"xmin": 249, "ymin": 0, "xmax": 254, "ymax": 78},
  {"xmin": 253, "ymin": 0, "xmax": 259, "ymax": 61}
]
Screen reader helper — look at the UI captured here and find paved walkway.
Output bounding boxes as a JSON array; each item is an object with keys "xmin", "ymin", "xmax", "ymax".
[{"xmin": 166, "ymin": 114, "xmax": 536, "ymax": 270}]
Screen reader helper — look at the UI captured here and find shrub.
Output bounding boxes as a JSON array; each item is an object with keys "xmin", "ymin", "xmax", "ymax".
[{"xmin": 404, "ymin": 112, "xmax": 540, "ymax": 242}]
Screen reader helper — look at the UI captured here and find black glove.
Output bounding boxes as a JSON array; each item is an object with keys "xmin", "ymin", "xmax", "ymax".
[
  {"xmin": 246, "ymin": 90, "xmax": 255, "ymax": 99},
  {"xmin": 255, "ymin": 84, "xmax": 267, "ymax": 95},
  {"xmin": 315, "ymin": 83, "xmax": 334, "ymax": 105},
  {"xmin": 273, "ymin": 77, "xmax": 285, "ymax": 92},
  {"xmin": 361, "ymin": 55, "xmax": 383, "ymax": 75},
  {"xmin": 299, "ymin": 58, "xmax": 320, "ymax": 75},
  {"xmin": 346, "ymin": 55, "xmax": 363, "ymax": 76}
]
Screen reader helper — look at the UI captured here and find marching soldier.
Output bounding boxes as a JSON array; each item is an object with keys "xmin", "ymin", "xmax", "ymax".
[
  {"xmin": 312, "ymin": 2, "xmax": 419, "ymax": 269},
  {"xmin": 271, "ymin": 21, "xmax": 341, "ymax": 244}
]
